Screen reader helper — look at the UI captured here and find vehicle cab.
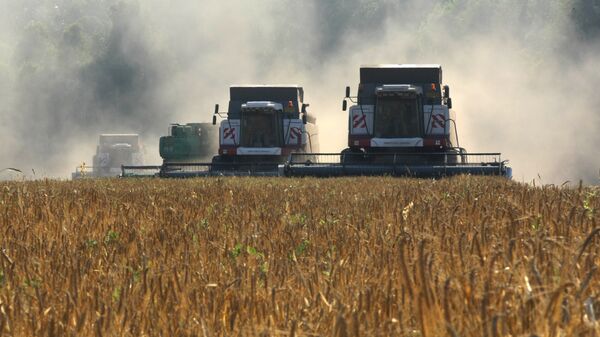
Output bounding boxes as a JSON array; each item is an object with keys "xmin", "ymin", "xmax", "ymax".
[
  {"xmin": 343, "ymin": 64, "xmax": 457, "ymax": 153},
  {"xmin": 213, "ymin": 85, "xmax": 319, "ymax": 163}
]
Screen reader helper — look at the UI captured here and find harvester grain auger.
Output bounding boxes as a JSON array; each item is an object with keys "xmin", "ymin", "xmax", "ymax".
[{"xmin": 278, "ymin": 64, "xmax": 511, "ymax": 178}]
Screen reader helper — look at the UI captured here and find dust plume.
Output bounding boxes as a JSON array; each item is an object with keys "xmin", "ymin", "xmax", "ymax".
[{"xmin": 0, "ymin": 0, "xmax": 598, "ymax": 183}]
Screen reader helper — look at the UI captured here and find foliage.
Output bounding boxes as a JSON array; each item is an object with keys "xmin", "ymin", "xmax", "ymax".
[{"xmin": 571, "ymin": 0, "xmax": 600, "ymax": 41}]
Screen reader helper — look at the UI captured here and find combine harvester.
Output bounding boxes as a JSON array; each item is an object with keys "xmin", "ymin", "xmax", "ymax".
[
  {"xmin": 122, "ymin": 123, "xmax": 218, "ymax": 177},
  {"xmin": 279, "ymin": 64, "xmax": 511, "ymax": 178},
  {"xmin": 159, "ymin": 123, "xmax": 219, "ymax": 175},
  {"xmin": 122, "ymin": 85, "xmax": 319, "ymax": 177},
  {"xmin": 73, "ymin": 134, "xmax": 143, "ymax": 179}
]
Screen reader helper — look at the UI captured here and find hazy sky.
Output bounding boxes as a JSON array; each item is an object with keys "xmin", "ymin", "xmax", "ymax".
[{"xmin": 0, "ymin": 0, "xmax": 598, "ymax": 184}]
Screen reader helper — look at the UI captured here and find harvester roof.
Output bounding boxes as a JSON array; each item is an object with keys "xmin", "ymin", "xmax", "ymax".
[
  {"xmin": 98, "ymin": 134, "xmax": 141, "ymax": 151},
  {"xmin": 360, "ymin": 64, "xmax": 442, "ymax": 85},
  {"xmin": 228, "ymin": 85, "xmax": 304, "ymax": 118},
  {"xmin": 358, "ymin": 64, "xmax": 443, "ymax": 105}
]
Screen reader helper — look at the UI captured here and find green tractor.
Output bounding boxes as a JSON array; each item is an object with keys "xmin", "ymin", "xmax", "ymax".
[{"xmin": 159, "ymin": 123, "xmax": 218, "ymax": 164}]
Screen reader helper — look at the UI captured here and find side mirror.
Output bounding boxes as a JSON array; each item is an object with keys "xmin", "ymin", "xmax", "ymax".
[
  {"xmin": 342, "ymin": 99, "xmax": 347, "ymax": 111},
  {"xmin": 345, "ymin": 86, "xmax": 350, "ymax": 98},
  {"xmin": 443, "ymin": 85, "xmax": 450, "ymax": 99},
  {"xmin": 447, "ymin": 97, "xmax": 452, "ymax": 109},
  {"xmin": 302, "ymin": 114, "xmax": 307, "ymax": 124},
  {"xmin": 301, "ymin": 103, "xmax": 309, "ymax": 113},
  {"xmin": 214, "ymin": 104, "xmax": 219, "ymax": 114},
  {"xmin": 212, "ymin": 115, "xmax": 217, "ymax": 125}
]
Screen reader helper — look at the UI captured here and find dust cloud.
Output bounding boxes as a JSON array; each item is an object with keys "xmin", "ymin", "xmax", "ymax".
[{"xmin": 0, "ymin": 1, "xmax": 598, "ymax": 183}]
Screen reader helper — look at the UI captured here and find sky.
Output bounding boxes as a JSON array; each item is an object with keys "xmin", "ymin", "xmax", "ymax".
[{"xmin": 0, "ymin": 0, "xmax": 598, "ymax": 184}]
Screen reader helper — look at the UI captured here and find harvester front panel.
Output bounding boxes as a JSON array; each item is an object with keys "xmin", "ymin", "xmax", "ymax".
[{"xmin": 209, "ymin": 102, "xmax": 309, "ymax": 175}]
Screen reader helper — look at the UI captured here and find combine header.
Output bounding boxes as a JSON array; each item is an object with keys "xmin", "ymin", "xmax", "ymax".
[{"xmin": 279, "ymin": 64, "xmax": 511, "ymax": 178}]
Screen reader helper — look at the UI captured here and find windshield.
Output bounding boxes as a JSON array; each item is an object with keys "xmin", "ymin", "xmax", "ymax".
[
  {"xmin": 240, "ymin": 110, "xmax": 281, "ymax": 147},
  {"xmin": 374, "ymin": 97, "xmax": 421, "ymax": 138},
  {"xmin": 110, "ymin": 149, "xmax": 133, "ymax": 166}
]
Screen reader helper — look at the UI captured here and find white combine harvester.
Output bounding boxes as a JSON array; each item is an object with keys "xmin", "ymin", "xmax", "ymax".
[
  {"xmin": 280, "ymin": 64, "xmax": 512, "ymax": 178},
  {"xmin": 72, "ymin": 134, "xmax": 143, "ymax": 179}
]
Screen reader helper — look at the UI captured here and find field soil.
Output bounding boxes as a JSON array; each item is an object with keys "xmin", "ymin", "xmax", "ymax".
[{"xmin": 0, "ymin": 177, "xmax": 599, "ymax": 336}]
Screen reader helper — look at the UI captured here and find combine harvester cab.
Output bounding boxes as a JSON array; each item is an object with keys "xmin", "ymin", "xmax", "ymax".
[
  {"xmin": 281, "ymin": 64, "xmax": 511, "ymax": 178},
  {"xmin": 73, "ymin": 134, "xmax": 143, "ymax": 179},
  {"xmin": 194, "ymin": 85, "xmax": 319, "ymax": 176}
]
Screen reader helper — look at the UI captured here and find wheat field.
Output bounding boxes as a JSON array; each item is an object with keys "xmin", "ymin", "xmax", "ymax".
[{"xmin": 0, "ymin": 177, "xmax": 598, "ymax": 336}]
